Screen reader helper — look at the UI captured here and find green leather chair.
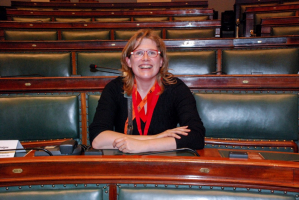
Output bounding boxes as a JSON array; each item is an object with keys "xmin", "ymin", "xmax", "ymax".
[
  {"xmin": 166, "ymin": 29, "xmax": 215, "ymax": 39},
  {"xmin": 194, "ymin": 93, "xmax": 298, "ymax": 152},
  {"xmin": 87, "ymin": 94, "xmax": 101, "ymax": 127},
  {"xmin": 61, "ymin": 30, "xmax": 110, "ymax": 40},
  {"xmin": 0, "ymin": 94, "xmax": 81, "ymax": 143},
  {"xmin": 118, "ymin": 184, "xmax": 297, "ymax": 200},
  {"xmin": 11, "ymin": 17, "xmax": 52, "ymax": 22},
  {"xmin": 222, "ymin": 48, "xmax": 299, "ymax": 74},
  {"xmin": 0, "ymin": 52, "xmax": 72, "ymax": 77},
  {"xmin": 272, "ymin": 26, "xmax": 299, "ymax": 36},
  {"xmin": 0, "ymin": 184, "xmax": 108, "ymax": 200},
  {"xmin": 4, "ymin": 30, "xmax": 58, "ymax": 41},
  {"xmin": 168, "ymin": 50, "xmax": 216, "ymax": 75}
]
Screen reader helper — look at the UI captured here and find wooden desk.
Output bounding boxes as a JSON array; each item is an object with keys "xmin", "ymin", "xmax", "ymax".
[{"xmin": 1, "ymin": 148, "xmax": 299, "ymax": 194}]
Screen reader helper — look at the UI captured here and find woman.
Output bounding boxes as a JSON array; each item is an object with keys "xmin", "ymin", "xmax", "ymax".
[{"xmin": 89, "ymin": 29, "xmax": 205, "ymax": 153}]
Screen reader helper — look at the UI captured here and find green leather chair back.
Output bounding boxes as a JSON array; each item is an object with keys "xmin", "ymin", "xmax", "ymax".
[
  {"xmin": 11, "ymin": 17, "xmax": 52, "ymax": 22},
  {"xmin": 194, "ymin": 93, "xmax": 298, "ymax": 140},
  {"xmin": 61, "ymin": 30, "xmax": 110, "ymax": 40},
  {"xmin": 0, "ymin": 95, "xmax": 80, "ymax": 142},
  {"xmin": 0, "ymin": 52, "xmax": 72, "ymax": 77},
  {"xmin": 76, "ymin": 52, "xmax": 122, "ymax": 76},
  {"xmin": 95, "ymin": 18, "xmax": 131, "ymax": 22},
  {"xmin": 168, "ymin": 50, "xmax": 216, "ymax": 75},
  {"xmin": 173, "ymin": 16, "xmax": 209, "ymax": 21},
  {"xmin": 272, "ymin": 26, "xmax": 299, "ymax": 36},
  {"xmin": 133, "ymin": 17, "xmax": 169, "ymax": 21},
  {"xmin": 255, "ymin": 12, "xmax": 295, "ymax": 25},
  {"xmin": 166, "ymin": 29, "xmax": 215, "ymax": 39},
  {"xmin": 4, "ymin": 30, "xmax": 58, "ymax": 41},
  {"xmin": 119, "ymin": 188, "xmax": 295, "ymax": 200},
  {"xmin": 0, "ymin": 190, "xmax": 102, "ymax": 200},
  {"xmin": 114, "ymin": 30, "xmax": 162, "ymax": 40},
  {"xmin": 222, "ymin": 48, "xmax": 299, "ymax": 74},
  {"xmin": 55, "ymin": 18, "xmax": 92, "ymax": 22},
  {"xmin": 0, "ymin": 184, "xmax": 108, "ymax": 200},
  {"xmin": 88, "ymin": 94, "xmax": 101, "ymax": 126}
]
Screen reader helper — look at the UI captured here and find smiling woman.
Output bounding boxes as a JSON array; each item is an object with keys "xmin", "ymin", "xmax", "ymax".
[{"xmin": 89, "ymin": 29, "xmax": 205, "ymax": 153}]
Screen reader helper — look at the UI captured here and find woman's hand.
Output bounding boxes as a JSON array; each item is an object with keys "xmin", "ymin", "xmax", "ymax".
[
  {"xmin": 113, "ymin": 136, "xmax": 147, "ymax": 153},
  {"xmin": 155, "ymin": 126, "xmax": 190, "ymax": 139}
]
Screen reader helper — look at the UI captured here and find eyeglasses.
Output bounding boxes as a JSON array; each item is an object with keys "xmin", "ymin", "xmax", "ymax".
[{"xmin": 130, "ymin": 49, "xmax": 160, "ymax": 58}]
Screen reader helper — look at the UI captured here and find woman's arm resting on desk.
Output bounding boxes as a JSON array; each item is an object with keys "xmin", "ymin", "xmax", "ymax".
[{"xmin": 92, "ymin": 126, "xmax": 190, "ymax": 153}]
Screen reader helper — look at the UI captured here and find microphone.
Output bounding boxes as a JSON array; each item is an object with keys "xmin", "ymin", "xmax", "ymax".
[{"xmin": 89, "ymin": 64, "xmax": 121, "ymax": 75}]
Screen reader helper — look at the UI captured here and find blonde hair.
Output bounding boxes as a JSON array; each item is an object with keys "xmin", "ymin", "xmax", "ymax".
[{"xmin": 121, "ymin": 29, "xmax": 176, "ymax": 96}]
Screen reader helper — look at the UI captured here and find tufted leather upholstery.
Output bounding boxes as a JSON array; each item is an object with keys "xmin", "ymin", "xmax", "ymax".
[
  {"xmin": 168, "ymin": 50, "xmax": 216, "ymax": 75},
  {"xmin": 194, "ymin": 93, "xmax": 298, "ymax": 140},
  {"xmin": 0, "ymin": 189, "xmax": 103, "ymax": 200},
  {"xmin": 0, "ymin": 184, "xmax": 106, "ymax": 200},
  {"xmin": 0, "ymin": 52, "xmax": 72, "ymax": 77},
  {"xmin": 61, "ymin": 30, "xmax": 110, "ymax": 40},
  {"xmin": 118, "ymin": 188, "xmax": 295, "ymax": 200},
  {"xmin": 88, "ymin": 94, "xmax": 101, "ymax": 126},
  {"xmin": 4, "ymin": 30, "xmax": 58, "ymax": 41},
  {"xmin": 77, "ymin": 52, "xmax": 122, "ymax": 76},
  {"xmin": 0, "ymin": 95, "xmax": 80, "ymax": 142},
  {"xmin": 222, "ymin": 48, "xmax": 299, "ymax": 74},
  {"xmin": 166, "ymin": 29, "xmax": 215, "ymax": 39}
]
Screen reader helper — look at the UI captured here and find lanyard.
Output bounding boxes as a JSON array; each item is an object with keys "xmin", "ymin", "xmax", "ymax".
[{"xmin": 124, "ymin": 81, "xmax": 160, "ymax": 135}]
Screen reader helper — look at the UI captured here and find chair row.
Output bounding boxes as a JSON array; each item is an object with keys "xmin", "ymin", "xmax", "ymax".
[
  {"xmin": 10, "ymin": 0, "xmax": 209, "ymax": 10},
  {"xmin": 234, "ymin": 0, "xmax": 299, "ymax": 37},
  {"xmin": 0, "ymin": 21, "xmax": 221, "ymax": 41},
  {"xmin": 5, "ymin": 8, "xmax": 216, "ymax": 21},
  {"xmin": 0, "ymin": 88, "xmax": 298, "ymax": 152},
  {"xmin": 244, "ymin": 3, "xmax": 299, "ymax": 36},
  {"xmin": 0, "ymin": 46, "xmax": 298, "ymax": 78},
  {"xmin": 2, "ymin": 183, "xmax": 299, "ymax": 200}
]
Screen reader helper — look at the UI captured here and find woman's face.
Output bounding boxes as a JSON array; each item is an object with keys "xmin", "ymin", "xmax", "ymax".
[{"xmin": 126, "ymin": 38, "xmax": 163, "ymax": 85}]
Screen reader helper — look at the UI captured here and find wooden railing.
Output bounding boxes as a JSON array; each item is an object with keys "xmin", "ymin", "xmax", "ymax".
[
  {"xmin": 5, "ymin": 8, "xmax": 216, "ymax": 21},
  {"xmin": 0, "ymin": 20, "xmax": 222, "ymax": 40}
]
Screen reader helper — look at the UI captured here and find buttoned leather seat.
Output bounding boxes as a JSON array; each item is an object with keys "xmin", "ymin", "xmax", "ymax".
[
  {"xmin": 0, "ymin": 94, "xmax": 81, "ymax": 143},
  {"xmin": 4, "ymin": 30, "xmax": 58, "ymax": 41},
  {"xmin": 222, "ymin": 48, "xmax": 299, "ymax": 74},
  {"xmin": 0, "ymin": 52, "xmax": 72, "ymax": 77}
]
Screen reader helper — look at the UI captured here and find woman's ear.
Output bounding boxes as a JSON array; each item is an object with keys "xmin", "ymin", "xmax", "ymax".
[
  {"xmin": 126, "ymin": 57, "xmax": 131, "ymax": 68},
  {"xmin": 160, "ymin": 59, "xmax": 163, "ymax": 68}
]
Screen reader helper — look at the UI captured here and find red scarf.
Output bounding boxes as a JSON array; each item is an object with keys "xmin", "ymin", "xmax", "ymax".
[{"xmin": 124, "ymin": 80, "xmax": 161, "ymax": 135}]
